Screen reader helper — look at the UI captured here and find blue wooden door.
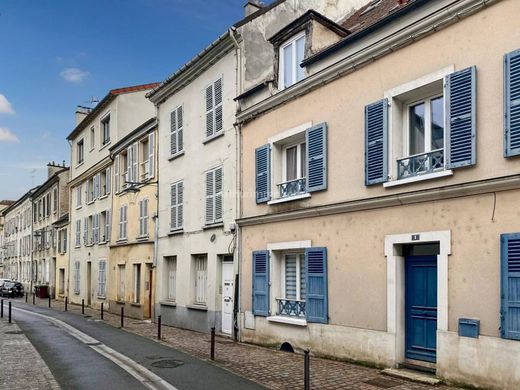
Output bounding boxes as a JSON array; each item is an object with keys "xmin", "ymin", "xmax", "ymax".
[{"xmin": 405, "ymin": 255, "xmax": 437, "ymax": 362}]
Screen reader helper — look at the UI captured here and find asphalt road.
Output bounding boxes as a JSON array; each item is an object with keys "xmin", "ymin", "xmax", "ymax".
[{"xmin": 10, "ymin": 300, "xmax": 265, "ymax": 390}]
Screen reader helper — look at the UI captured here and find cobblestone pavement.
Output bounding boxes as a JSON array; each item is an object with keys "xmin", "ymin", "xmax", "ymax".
[
  {"xmin": 0, "ymin": 317, "xmax": 60, "ymax": 390},
  {"xmin": 17, "ymin": 297, "xmax": 460, "ymax": 390}
]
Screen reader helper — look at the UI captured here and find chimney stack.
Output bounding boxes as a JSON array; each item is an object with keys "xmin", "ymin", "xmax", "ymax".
[
  {"xmin": 75, "ymin": 106, "xmax": 92, "ymax": 125},
  {"xmin": 244, "ymin": 1, "xmax": 263, "ymax": 17}
]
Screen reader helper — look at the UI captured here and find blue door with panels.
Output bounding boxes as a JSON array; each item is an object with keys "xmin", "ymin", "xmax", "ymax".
[{"xmin": 405, "ymin": 255, "xmax": 437, "ymax": 363}]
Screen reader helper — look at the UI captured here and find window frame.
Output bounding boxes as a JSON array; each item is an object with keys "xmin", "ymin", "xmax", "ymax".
[
  {"xmin": 170, "ymin": 181, "xmax": 183, "ymax": 231},
  {"xmin": 170, "ymin": 104, "xmax": 184, "ymax": 157},
  {"xmin": 89, "ymin": 126, "xmax": 95, "ymax": 151},
  {"xmin": 281, "ymin": 252, "xmax": 306, "ymax": 302},
  {"xmin": 193, "ymin": 255, "xmax": 208, "ymax": 305},
  {"xmin": 278, "ymin": 32, "xmax": 306, "ymax": 90},
  {"xmin": 77, "ymin": 138, "xmax": 85, "ymax": 165},
  {"xmin": 101, "ymin": 113, "xmax": 111, "ymax": 147}
]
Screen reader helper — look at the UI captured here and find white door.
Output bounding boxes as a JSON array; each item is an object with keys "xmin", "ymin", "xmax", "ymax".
[{"xmin": 221, "ymin": 261, "xmax": 234, "ymax": 334}]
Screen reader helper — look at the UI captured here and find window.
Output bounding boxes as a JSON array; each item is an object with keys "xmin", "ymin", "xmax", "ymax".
[
  {"xmin": 77, "ymin": 139, "xmax": 84, "ymax": 164},
  {"xmin": 281, "ymin": 253, "xmax": 306, "ymax": 316},
  {"xmin": 76, "ymin": 184, "xmax": 82, "ymax": 208},
  {"xmin": 100, "ymin": 210, "xmax": 110, "ymax": 242},
  {"xmin": 119, "ymin": 205, "xmax": 128, "ymax": 240},
  {"xmin": 90, "ymin": 126, "xmax": 95, "ymax": 151},
  {"xmin": 58, "ymin": 228, "xmax": 67, "ymax": 253},
  {"xmin": 205, "ymin": 166, "xmax": 223, "ymax": 225},
  {"xmin": 205, "ymin": 78, "xmax": 223, "ymax": 139},
  {"xmin": 279, "ymin": 33, "xmax": 305, "ymax": 89},
  {"xmin": 59, "ymin": 268, "xmax": 65, "ymax": 295},
  {"xmin": 170, "ymin": 181, "xmax": 183, "ymax": 230},
  {"xmin": 75, "ymin": 220, "xmax": 81, "ymax": 247},
  {"xmin": 500, "ymin": 233, "xmax": 520, "ymax": 340},
  {"xmin": 138, "ymin": 199, "xmax": 149, "ymax": 237},
  {"xmin": 124, "ymin": 144, "xmax": 138, "ymax": 185},
  {"xmin": 171, "ymin": 105, "xmax": 183, "ymax": 155},
  {"xmin": 53, "ymin": 187, "xmax": 58, "ymax": 213},
  {"xmin": 139, "ymin": 133, "xmax": 155, "ymax": 181},
  {"xmin": 118, "ymin": 265, "xmax": 125, "ymax": 301},
  {"xmin": 165, "ymin": 256, "xmax": 177, "ymax": 301},
  {"xmin": 73, "ymin": 261, "xmax": 80, "ymax": 294},
  {"xmin": 46, "ymin": 193, "xmax": 51, "ymax": 217},
  {"xmin": 93, "ymin": 213, "xmax": 100, "ymax": 244},
  {"xmin": 133, "ymin": 264, "xmax": 141, "ymax": 304},
  {"xmin": 101, "ymin": 114, "xmax": 110, "ymax": 146},
  {"xmin": 281, "ymin": 141, "xmax": 306, "ymax": 197},
  {"xmin": 98, "ymin": 260, "xmax": 106, "ymax": 298},
  {"xmin": 194, "ymin": 255, "xmax": 207, "ymax": 305}
]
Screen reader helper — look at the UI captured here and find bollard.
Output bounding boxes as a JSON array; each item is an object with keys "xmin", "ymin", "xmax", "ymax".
[
  {"xmin": 304, "ymin": 350, "xmax": 310, "ymax": 390},
  {"xmin": 32, "ymin": 293, "xmax": 35, "ymax": 305},
  {"xmin": 48, "ymin": 295, "xmax": 51, "ymax": 308},
  {"xmin": 65, "ymin": 296, "xmax": 68, "ymax": 311},
  {"xmin": 1, "ymin": 299, "xmax": 3, "ymax": 318},
  {"xmin": 8, "ymin": 301, "xmax": 11, "ymax": 324},
  {"xmin": 157, "ymin": 315, "xmax": 162, "ymax": 340},
  {"xmin": 210, "ymin": 327, "xmax": 216, "ymax": 360},
  {"xmin": 101, "ymin": 303, "xmax": 104, "ymax": 320},
  {"xmin": 82, "ymin": 299, "xmax": 84, "ymax": 315},
  {"xmin": 25, "ymin": 292, "xmax": 28, "ymax": 303},
  {"xmin": 120, "ymin": 307, "xmax": 124, "ymax": 328}
]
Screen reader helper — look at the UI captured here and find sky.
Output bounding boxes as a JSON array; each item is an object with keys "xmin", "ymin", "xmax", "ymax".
[{"xmin": 0, "ymin": 0, "xmax": 252, "ymax": 200}]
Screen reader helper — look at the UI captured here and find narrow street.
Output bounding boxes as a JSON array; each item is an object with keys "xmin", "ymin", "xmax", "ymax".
[{"xmin": 7, "ymin": 300, "xmax": 264, "ymax": 390}]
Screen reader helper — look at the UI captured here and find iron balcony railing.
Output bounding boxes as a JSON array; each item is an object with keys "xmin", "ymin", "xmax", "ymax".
[
  {"xmin": 277, "ymin": 298, "xmax": 306, "ymax": 318},
  {"xmin": 397, "ymin": 148, "xmax": 444, "ymax": 179},
  {"xmin": 277, "ymin": 177, "xmax": 306, "ymax": 198}
]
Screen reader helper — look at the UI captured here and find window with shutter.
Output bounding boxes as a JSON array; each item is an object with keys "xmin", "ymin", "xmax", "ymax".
[
  {"xmin": 194, "ymin": 255, "xmax": 207, "ymax": 305},
  {"xmin": 148, "ymin": 132, "xmax": 155, "ymax": 179},
  {"xmin": 255, "ymin": 145, "xmax": 271, "ymax": 203},
  {"xmin": 171, "ymin": 106, "xmax": 183, "ymax": 156},
  {"xmin": 306, "ymin": 123, "xmax": 327, "ymax": 192},
  {"xmin": 205, "ymin": 167, "xmax": 223, "ymax": 224},
  {"xmin": 305, "ymin": 247, "xmax": 328, "ymax": 324},
  {"xmin": 505, "ymin": 50, "xmax": 520, "ymax": 157},
  {"xmin": 75, "ymin": 220, "xmax": 81, "ymax": 247},
  {"xmin": 170, "ymin": 181, "xmax": 183, "ymax": 230},
  {"xmin": 166, "ymin": 256, "xmax": 177, "ymax": 301},
  {"xmin": 74, "ymin": 261, "xmax": 80, "ymax": 294},
  {"xmin": 138, "ymin": 199, "xmax": 149, "ymax": 237},
  {"xmin": 501, "ymin": 233, "xmax": 520, "ymax": 340},
  {"xmin": 253, "ymin": 250, "xmax": 269, "ymax": 316},
  {"xmin": 105, "ymin": 210, "xmax": 111, "ymax": 242},
  {"xmin": 132, "ymin": 143, "xmax": 138, "ymax": 183},
  {"xmin": 119, "ymin": 205, "xmax": 127, "ymax": 240},
  {"xmin": 77, "ymin": 184, "xmax": 82, "ymax": 208},
  {"xmin": 98, "ymin": 260, "xmax": 106, "ymax": 297},
  {"xmin": 365, "ymin": 99, "xmax": 388, "ymax": 185},
  {"xmin": 115, "ymin": 155, "xmax": 120, "ymax": 193},
  {"xmin": 205, "ymin": 78, "xmax": 223, "ymax": 139}
]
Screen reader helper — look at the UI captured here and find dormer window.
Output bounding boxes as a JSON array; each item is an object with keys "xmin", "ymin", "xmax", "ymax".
[{"xmin": 279, "ymin": 33, "xmax": 306, "ymax": 89}]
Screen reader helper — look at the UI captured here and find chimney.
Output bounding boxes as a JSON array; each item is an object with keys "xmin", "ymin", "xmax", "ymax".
[
  {"xmin": 244, "ymin": 1, "xmax": 263, "ymax": 17},
  {"xmin": 75, "ymin": 106, "xmax": 92, "ymax": 125},
  {"xmin": 47, "ymin": 161, "xmax": 63, "ymax": 178}
]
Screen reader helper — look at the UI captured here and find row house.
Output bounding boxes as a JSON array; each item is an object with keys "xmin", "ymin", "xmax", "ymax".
[
  {"xmin": 1, "ymin": 188, "xmax": 38, "ymax": 289},
  {"xmin": 66, "ymin": 83, "xmax": 157, "ymax": 309},
  {"xmin": 0, "ymin": 201, "xmax": 14, "ymax": 278},
  {"xmin": 108, "ymin": 118, "xmax": 158, "ymax": 319},
  {"xmin": 31, "ymin": 162, "xmax": 69, "ymax": 298},
  {"xmin": 236, "ymin": 0, "xmax": 520, "ymax": 389}
]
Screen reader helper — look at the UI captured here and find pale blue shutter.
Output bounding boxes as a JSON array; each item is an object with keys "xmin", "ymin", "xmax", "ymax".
[
  {"xmin": 305, "ymin": 247, "xmax": 328, "ymax": 323},
  {"xmin": 500, "ymin": 233, "xmax": 520, "ymax": 340},
  {"xmin": 306, "ymin": 123, "xmax": 327, "ymax": 192},
  {"xmin": 252, "ymin": 250, "xmax": 269, "ymax": 316},
  {"xmin": 504, "ymin": 50, "xmax": 520, "ymax": 157},
  {"xmin": 365, "ymin": 99, "xmax": 388, "ymax": 185},
  {"xmin": 255, "ymin": 144, "xmax": 271, "ymax": 203},
  {"xmin": 446, "ymin": 66, "xmax": 476, "ymax": 168}
]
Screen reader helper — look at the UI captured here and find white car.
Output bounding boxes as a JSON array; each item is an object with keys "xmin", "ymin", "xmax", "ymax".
[{"xmin": 0, "ymin": 278, "xmax": 12, "ymax": 289}]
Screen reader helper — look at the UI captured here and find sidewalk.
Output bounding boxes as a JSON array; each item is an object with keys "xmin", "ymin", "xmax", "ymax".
[
  {"xmin": 23, "ymin": 297, "xmax": 458, "ymax": 390},
  {"xmin": 0, "ymin": 316, "xmax": 60, "ymax": 390}
]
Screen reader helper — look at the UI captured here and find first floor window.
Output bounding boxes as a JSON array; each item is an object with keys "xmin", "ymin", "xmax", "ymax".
[
  {"xmin": 118, "ymin": 265, "xmax": 125, "ymax": 301},
  {"xmin": 98, "ymin": 260, "xmax": 106, "ymax": 297},
  {"xmin": 119, "ymin": 205, "xmax": 128, "ymax": 240},
  {"xmin": 283, "ymin": 253, "xmax": 306, "ymax": 302},
  {"xmin": 408, "ymin": 95, "xmax": 444, "ymax": 156},
  {"xmin": 170, "ymin": 181, "xmax": 183, "ymax": 230},
  {"xmin": 75, "ymin": 220, "xmax": 81, "ymax": 247},
  {"xmin": 138, "ymin": 199, "xmax": 149, "ymax": 237},
  {"xmin": 205, "ymin": 167, "xmax": 223, "ymax": 224},
  {"xmin": 165, "ymin": 256, "xmax": 177, "ymax": 301},
  {"xmin": 133, "ymin": 264, "xmax": 141, "ymax": 304},
  {"xmin": 74, "ymin": 261, "xmax": 80, "ymax": 294},
  {"xmin": 194, "ymin": 255, "xmax": 207, "ymax": 305}
]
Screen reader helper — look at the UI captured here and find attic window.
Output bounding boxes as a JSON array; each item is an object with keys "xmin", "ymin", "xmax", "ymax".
[
  {"xmin": 279, "ymin": 32, "xmax": 306, "ymax": 90},
  {"xmin": 360, "ymin": 0, "xmax": 382, "ymax": 16}
]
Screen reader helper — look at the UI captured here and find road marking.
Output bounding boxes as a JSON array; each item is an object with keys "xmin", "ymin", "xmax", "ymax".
[{"xmin": 13, "ymin": 306, "xmax": 179, "ymax": 390}]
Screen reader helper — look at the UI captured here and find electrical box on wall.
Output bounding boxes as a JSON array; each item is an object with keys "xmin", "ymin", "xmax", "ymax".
[{"xmin": 458, "ymin": 318, "xmax": 480, "ymax": 338}]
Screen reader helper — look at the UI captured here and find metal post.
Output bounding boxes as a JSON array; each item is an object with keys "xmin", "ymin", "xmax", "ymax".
[
  {"xmin": 120, "ymin": 306, "xmax": 124, "ymax": 328},
  {"xmin": 304, "ymin": 350, "xmax": 310, "ymax": 390},
  {"xmin": 25, "ymin": 292, "xmax": 28, "ymax": 303},
  {"xmin": 48, "ymin": 295, "xmax": 51, "ymax": 308},
  {"xmin": 101, "ymin": 303, "xmax": 104, "ymax": 320},
  {"xmin": 8, "ymin": 302, "xmax": 11, "ymax": 324},
  {"xmin": 32, "ymin": 293, "xmax": 35, "ymax": 305},
  {"xmin": 81, "ymin": 299, "xmax": 84, "ymax": 314},
  {"xmin": 210, "ymin": 327, "xmax": 215, "ymax": 360},
  {"xmin": 0, "ymin": 299, "xmax": 3, "ymax": 318},
  {"xmin": 157, "ymin": 315, "xmax": 162, "ymax": 340},
  {"xmin": 65, "ymin": 296, "xmax": 68, "ymax": 311}
]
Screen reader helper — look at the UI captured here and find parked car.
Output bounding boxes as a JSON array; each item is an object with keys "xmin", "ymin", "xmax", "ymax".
[
  {"xmin": 0, "ymin": 281, "xmax": 24, "ymax": 298},
  {"xmin": 0, "ymin": 279, "xmax": 12, "ymax": 289}
]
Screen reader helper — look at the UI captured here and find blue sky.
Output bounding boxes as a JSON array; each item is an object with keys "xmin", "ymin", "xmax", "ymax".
[{"xmin": 0, "ymin": 0, "xmax": 250, "ymax": 200}]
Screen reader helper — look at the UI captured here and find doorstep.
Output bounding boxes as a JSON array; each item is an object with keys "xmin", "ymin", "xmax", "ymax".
[{"xmin": 382, "ymin": 368, "xmax": 441, "ymax": 386}]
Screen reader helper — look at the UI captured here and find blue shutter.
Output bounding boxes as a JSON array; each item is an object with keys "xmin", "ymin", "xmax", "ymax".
[
  {"xmin": 504, "ymin": 50, "xmax": 520, "ymax": 157},
  {"xmin": 305, "ymin": 247, "xmax": 328, "ymax": 324},
  {"xmin": 306, "ymin": 123, "xmax": 327, "ymax": 192},
  {"xmin": 446, "ymin": 66, "xmax": 476, "ymax": 168},
  {"xmin": 255, "ymin": 145, "xmax": 271, "ymax": 203},
  {"xmin": 252, "ymin": 250, "xmax": 269, "ymax": 316},
  {"xmin": 500, "ymin": 233, "xmax": 520, "ymax": 340},
  {"xmin": 365, "ymin": 99, "xmax": 388, "ymax": 185}
]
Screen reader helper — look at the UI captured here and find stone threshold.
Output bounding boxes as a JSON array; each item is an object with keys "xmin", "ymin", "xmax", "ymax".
[{"xmin": 382, "ymin": 368, "xmax": 441, "ymax": 386}]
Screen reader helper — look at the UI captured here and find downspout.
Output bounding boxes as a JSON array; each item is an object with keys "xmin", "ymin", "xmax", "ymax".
[{"xmin": 152, "ymin": 118, "xmax": 159, "ymax": 323}]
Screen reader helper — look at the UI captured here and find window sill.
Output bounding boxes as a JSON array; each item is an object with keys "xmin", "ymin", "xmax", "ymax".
[
  {"xmin": 168, "ymin": 151, "xmax": 185, "ymax": 161},
  {"xmin": 76, "ymin": 205, "xmax": 82, "ymax": 210},
  {"xmin": 116, "ymin": 239, "xmax": 128, "ymax": 244},
  {"xmin": 187, "ymin": 304, "xmax": 208, "ymax": 311},
  {"xmin": 100, "ymin": 141, "xmax": 111, "ymax": 151},
  {"xmin": 203, "ymin": 222, "xmax": 224, "ymax": 230},
  {"xmin": 115, "ymin": 300, "xmax": 125, "ymax": 305},
  {"xmin": 99, "ymin": 194, "xmax": 109, "ymax": 200},
  {"xmin": 202, "ymin": 131, "xmax": 224, "ymax": 145},
  {"xmin": 383, "ymin": 169, "xmax": 453, "ymax": 188},
  {"xmin": 268, "ymin": 193, "xmax": 311, "ymax": 205},
  {"xmin": 76, "ymin": 162, "xmax": 84, "ymax": 169},
  {"xmin": 136, "ymin": 235, "xmax": 149, "ymax": 241},
  {"xmin": 267, "ymin": 315, "xmax": 307, "ymax": 327},
  {"xmin": 160, "ymin": 301, "xmax": 177, "ymax": 307},
  {"xmin": 97, "ymin": 296, "xmax": 106, "ymax": 300},
  {"xmin": 168, "ymin": 228, "xmax": 183, "ymax": 236},
  {"xmin": 130, "ymin": 302, "xmax": 141, "ymax": 307}
]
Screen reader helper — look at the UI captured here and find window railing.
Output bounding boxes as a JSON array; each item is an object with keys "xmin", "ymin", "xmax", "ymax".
[
  {"xmin": 277, "ymin": 177, "xmax": 306, "ymax": 198},
  {"xmin": 140, "ymin": 161, "xmax": 150, "ymax": 180},
  {"xmin": 397, "ymin": 148, "xmax": 444, "ymax": 179},
  {"xmin": 277, "ymin": 298, "xmax": 306, "ymax": 318}
]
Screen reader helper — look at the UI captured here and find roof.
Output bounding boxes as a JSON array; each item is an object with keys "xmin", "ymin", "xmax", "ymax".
[
  {"xmin": 32, "ymin": 167, "xmax": 69, "ymax": 198},
  {"xmin": 0, "ymin": 201, "xmax": 14, "ymax": 206},
  {"xmin": 67, "ymin": 82, "xmax": 160, "ymax": 141},
  {"xmin": 302, "ymin": 0, "xmax": 421, "ymax": 66},
  {"xmin": 1, "ymin": 186, "xmax": 40, "ymax": 216},
  {"xmin": 234, "ymin": 0, "xmax": 287, "ymax": 28}
]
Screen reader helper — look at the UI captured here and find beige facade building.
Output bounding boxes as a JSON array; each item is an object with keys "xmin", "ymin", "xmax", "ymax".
[
  {"xmin": 108, "ymin": 118, "xmax": 157, "ymax": 319},
  {"xmin": 237, "ymin": 0, "xmax": 520, "ymax": 388},
  {"xmin": 67, "ymin": 83, "xmax": 157, "ymax": 309},
  {"xmin": 0, "ymin": 201, "xmax": 14, "ymax": 278}
]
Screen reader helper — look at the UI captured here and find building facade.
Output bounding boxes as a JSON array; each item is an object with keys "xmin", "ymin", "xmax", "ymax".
[
  {"xmin": 108, "ymin": 118, "xmax": 158, "ymax": 319},
  {"xmin": 67, "ymin": 83, "xmax": 157, "ymax": 309},
  {"xmin": 237, "ymin": 0, "xmax": 520, "ymax": 389},
  {"xmin": 0, "ymin": 201, "xmax": 14, "ymax": 278},
  {"xmin": 31, "ymin": 162, "xmax": 69, "ymax": 298}
]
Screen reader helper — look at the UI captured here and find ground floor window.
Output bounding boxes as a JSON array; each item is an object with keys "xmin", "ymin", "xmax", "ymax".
[
  {"xmin": 133, "ymin": 264, "xmax": 141, "ymax": 304},
  {"xmin": 118, "ymin": 265, "xmax": 125, "ymax": 301},
  {"xmin": 59, "ymin": 268, "xmax": 65, "ymax": 295},
  {"xmin": 98, "ymin": 260, "xmax": 106, "ymax": 298},
  {"xmin": 73, "ymin": 261, "xmax": 80, "ymax": 294},
  {"xmin": 164, "ymin": 256, "xmax": 177, "ymax": 301},
  {"xmin": 194, "ymin": 255, "xmax": 207, "ymax": 305},
  {"xmin": 278, "ymin": 253, "xmax": 306, "ymax": 317}
]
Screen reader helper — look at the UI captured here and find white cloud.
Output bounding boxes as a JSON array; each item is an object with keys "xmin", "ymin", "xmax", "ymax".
[
  {"xmin": 0, "ymin": 127, "xmax": 20, "ymax": 143},
  {"xmin": 60, "ymin": 67, "xmax": 90, "ymax": 83},
  {"xmin": 0, "ymin": 94, "xmax": 15, "ymax": 115}
]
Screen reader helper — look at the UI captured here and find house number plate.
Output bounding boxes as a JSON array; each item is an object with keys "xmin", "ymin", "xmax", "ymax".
[{"xmin": 411, "ymin": 234, "xmax": 420, "ymax": 241}]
